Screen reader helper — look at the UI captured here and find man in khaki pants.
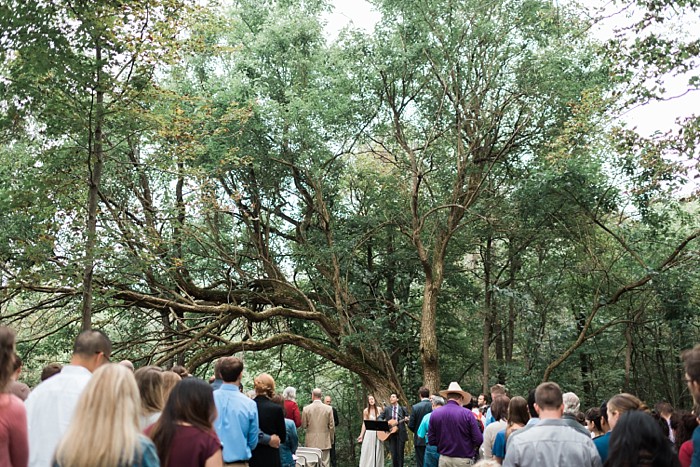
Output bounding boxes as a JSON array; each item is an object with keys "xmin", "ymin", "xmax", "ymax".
[{"xmin": 302, "ymin": 388, "xmax": 335, "ymax": 467}]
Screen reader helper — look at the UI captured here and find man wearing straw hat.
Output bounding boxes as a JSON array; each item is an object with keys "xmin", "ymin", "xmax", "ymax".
[{"xmin": 428, "ymin": 382, "xmax": 483, "ymax": 466}]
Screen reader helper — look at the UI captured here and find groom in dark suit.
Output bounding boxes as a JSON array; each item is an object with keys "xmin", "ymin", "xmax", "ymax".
[
  {"xmin": 379, "ymin": 393, "xmax": 409, "ymax": 467},
  {"xmin": 408, "ymin": 386, "xmax": 432, "ymax": 467}
]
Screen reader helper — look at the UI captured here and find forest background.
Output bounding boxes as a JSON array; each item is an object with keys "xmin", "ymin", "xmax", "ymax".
[{"xmin": 1, "ymin": 0, "xmax": 700, "ymax": 465}]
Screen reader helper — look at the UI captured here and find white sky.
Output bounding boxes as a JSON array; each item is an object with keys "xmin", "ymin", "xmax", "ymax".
[{"xmin": 324, "ymin": 0, "xmax": 700, "ymax": 138}]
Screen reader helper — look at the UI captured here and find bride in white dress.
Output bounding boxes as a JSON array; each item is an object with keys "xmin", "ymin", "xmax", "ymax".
[{"xmin": 357, "ymin": 395, "xmax": 385, "ymax": 467}]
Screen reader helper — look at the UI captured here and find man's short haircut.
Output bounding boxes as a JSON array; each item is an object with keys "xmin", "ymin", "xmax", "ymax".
[
  {"xmin": 491, "ymin": 395, "xmax": 511, "ymax": 421},
  {"xmin": 655, "ymin": 401, "xmax": 673, "ymax": 415},
  {"xmin": 535, "ymin": 382, "xmax": 563, "ymax": 410},
  {"xmin": 214, "ymin": 358, "xmax": 222, "ymax": 379},
  {"xmin": 219, "ymin": 356, "xmax": 244, "ymax": 383},
  {"xmin": 683, "ymin": 344, "xmax": 700, "ymax": 382},
  {"xmin": 419, "ymin": 386, "xmax": 430, "ymax": 398},
  {"xmin": 431, "ymin": 395, "xmax": 445, "ymax": 406},
  {"xmin": 72, "ymin": 329, "xmax": 111, "ymax": 358},
  {"xmin": 490, "ymin": 384, "xmax": 506, "ymax": 397},
  {"xmin": 563, "ymin": 392, "xmax": 580, "ymax": 414},
  {"xmin": 312, "ymin": 388, "xmax": 323, "ymax": 399},
  {"xmin": 40, "ymin": 362, "xmax": 63, "ymax": 381}
]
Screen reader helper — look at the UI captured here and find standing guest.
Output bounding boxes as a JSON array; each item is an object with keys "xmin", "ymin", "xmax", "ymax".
[
  {"xmin": 39, "ymin": 363, "xmax": 62, "ymax": 382},
  {"xmin": 282, "ymin": 387, "xmax": 302, "ymax": 428},
  {"xmin": 484, "ymin": 384, "xmax": 507, "ymax": 427},
  {"xmin": 595, "ymin": 393, "xmax": 648, "ymax": 464},
  {"xmin": 681, "ymin": 344, "xmax": 700, "ymax": 467},
  {"xmin": 119, "ymin": 360, "xmax": 135, "ymax": 372},
  {"xmin": 657, "ymin": 402, "xmax": 675, "ymax": 443},
  {"xmin": 213, "ymin": 357, "xmax": 259, "ymax": 465},
  {"xmin": 502, "ymin": 382, "xmax": 600, "ymax": 467},
  {"xmin": 428, "ymin": 382, "xmax": 483, "ymax": 466},
  {"xmin": 379, "ymin": 393, "xmax": 409, "ymax": 467},
  {"xmin": 672, "ymin": 410, "xmax": 698, "ymax": 467},
  {"xmin": 324, "ymin": 395, "xmax": 340, "ymax": 467},
  {"xmin": 477, "ymin": 394, "xmax": 489, "ymax": 415},
  {"xmin": 561, "ymin": 392, "xmax": 590, "ymax": 437},
  {"xmin": 416, "ymin": 395, "xmax": 445, "ymax": 467},
  {"xmin": 408, "ymin": 386, "xmax": 432, "ymax": 467},
  {"xmin": 481, "ymin": 395, "xmax": 509, "ymax": 460},
  {"xmin": 171, "ymin": 365, "xmax": 189, "ymax": 379},
  {"xmin": 135, "ymin": 366, "xmax": 165, "ymax": 429},
  {"xmin": 53, "ymin": 364, "xmax": 159, "ymax": 467},
  {"xmin": 493, "ymin": 396, "xmax": 529, "ymax": 463},
  {"xmin": 605, "ymin": 410, "xmax": 679, "ymax": 467},
  {"xmin": 250, "ymin": 373, "xmax": 286, "ymax": 467},
  {"xmin": 210, "ymin": 359, "xmax": 223, "ymax": 391},
  {"xmin": 25, "ymin": 329, "xmax": 111, "ymax": 467},
  {"xmin": 8, "ymin": 353, "xmax": 30, "ymax": 401},
  {"xmin": 148, "ymin": 378, "xmax": 223, "ymax": 467},
  {"xmin": 357, "ymin": 395, "xmax": 385, "ymax": 467},
  {"xmin": 584, "ymin": 407, "xmax": 606, "ymax": 439},
  {"xmin": 161, "ymin": 371, "xmax": 182, "ymax": 405},
  {"xmin": 0, "ymin": 326, "xmax": 29, "ymax": 467},
  {"xmin": 273, "ymin": 394, "xmax": 298, "ymax": 467},
  {"xmin": 302, "ymin": 388, "xmax": 335, "ymax": 467}
]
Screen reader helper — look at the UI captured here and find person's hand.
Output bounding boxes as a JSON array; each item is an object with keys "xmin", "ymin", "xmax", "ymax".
[
  {"xmin": 269, "ymin": 435, "xmax": 281, "ymax": 448},
  {"xmin": 357, "ymin": 435, "xmax": 363, "ymax": 443}
]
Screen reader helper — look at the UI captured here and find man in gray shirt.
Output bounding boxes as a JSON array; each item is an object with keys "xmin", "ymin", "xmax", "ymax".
[{"xmin": 503, "ymin": 382, "xmax": 601, "ymax": 467}]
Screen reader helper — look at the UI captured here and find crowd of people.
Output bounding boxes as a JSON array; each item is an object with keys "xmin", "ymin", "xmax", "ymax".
[
  {"xmin": 4, "ymin": 323, "xmax": 700, "ymax": 467},
  {"xmin": 0, "ymin": 326, "xmax": 339, "ymax": 467}
]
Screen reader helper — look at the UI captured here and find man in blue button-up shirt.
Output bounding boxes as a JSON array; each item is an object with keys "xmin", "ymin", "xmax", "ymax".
[{"xmin": 214, "ymin": 357, "xmax": 259, "ymax": 464}]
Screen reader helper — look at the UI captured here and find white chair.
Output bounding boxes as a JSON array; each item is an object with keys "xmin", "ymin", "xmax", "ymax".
[
  {"xmin": 296, "ymin": 447, "xmax": 322, "ymax": 467},
  {"xmin": 295, "ymin": 455, "xmax": 306, "ymax": 467}
]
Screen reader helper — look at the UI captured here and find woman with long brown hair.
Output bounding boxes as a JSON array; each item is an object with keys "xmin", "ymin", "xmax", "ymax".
[
  {"xmin": 493, "ymin": 396, "xmax": 529, "ymax": 464},
  {"xmin": 148, "ymin": 378, "xmax": 222, "ymax": 467},
  {"xmin": 0, "ymin": 325, "xmax": 28, "ymax": 467},
  {"xmin": 357, "ymin": 394, "xmax": 385, "ymax": 467}
]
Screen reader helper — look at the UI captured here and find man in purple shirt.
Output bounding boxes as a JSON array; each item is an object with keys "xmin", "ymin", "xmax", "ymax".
[{"xmin": 428, "ymin": 382, "xmax": 483, "ymax": 466}]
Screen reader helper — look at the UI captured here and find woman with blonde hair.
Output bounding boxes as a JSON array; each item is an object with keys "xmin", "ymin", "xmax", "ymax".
[
  {"xmin": 135, "ymin": 365, "xmax": 165, "ymax": 429},
  {"xmin": 53, "ymin": 363, "xmax": 158, "ymax": 467},
  {"xmin": 0, "ymin": 325, "xmax": 28, "ymax": 467},
  {"xmin": 161, "ymin": 370, "xmax": 181, "ymax": 404},
  {"xmin": 250, "ymin": 374, "xmax": 286, "ymax": 467},
  {"xmin": 594, "ymin": 393, "xmax": 649, "ymax": 463}
]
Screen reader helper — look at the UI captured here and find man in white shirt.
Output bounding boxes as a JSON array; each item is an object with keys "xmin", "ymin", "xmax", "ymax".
[{"xmin": 25, "ymin": 329, "xmax": 112, "ymax": 467}]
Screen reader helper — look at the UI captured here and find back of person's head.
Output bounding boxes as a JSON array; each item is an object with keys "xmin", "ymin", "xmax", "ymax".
[
  {"xmin": 606, "ymin": 410, "xmax": 680, "ymax": 467},
  {"xmin": 40, "ymin": 362, "xmax": 63, "ymax": 381},
  {"xmin": 213, "ymin": 358, "xmax": 222, "ymax": 379},
  {"xmin": 0, "ymin": 326, "xmax": 16, "ymax": 392},
  {"xmin": 171, "ymin": 365, "xmax": 188, "ymax": 379},
  {"xmin": 682, "ymin": 344, "xmax": 700, "ymax": 383},
  {"xmin": 562, "ymin": 392, "xmax": 580, "ymax": 415},
  {"xmin": 507, "ymin": 396, "xmax": 530, "ymax": 427},
  {"xmin": 254, "ymin": 373, "xmax": 275, "ymax": 398},
  {"xmin": 671, "ymin": 410, "xmax": 698, "ymax": 450},
  {"xmin": 12, "ymin": 352, "xmax": 22, "ymax": 372},
  {"xmin": 490, "ymin": 384, "xmax": 506, "ymax": 397},
  {"xmin": 491, "ymin": 395, "xmax": 511, "ymax": 421},
  {"xmin": 600, "ymin": 399, "xmax": 609, "ymax": 424},
  {"xmin": 272, "ymin": 393, "xmax": 285, "ymax": 408},
  {"xmin": 655, "ymin": 401, "xmax": 673, "ymax": 416},
  {"xmin": 149, "ymin": 378, "xmax": 216, "ymax": 465},
  {"xmin": 431, "ymin": 395, "xmax": 445, "ymax": 407},
  {"xmin": 535, "ymin": 382, "xmax": 563, "ymax": 411},
  {"xmin": 283, "ymin": 386, "xmax": 297, "ymax": 400},
  {"xmin": 608, "ymin": 393, "xmax": 648, "ymax": 415},
  {"xmin": 161, "ymin": 371, "xmax": 181, "ymax": 404},
  {"xmin": 55, "ymin": 364, "xmax": 141, "ymax": 467},
  {"xmin": 72, "ymin": 329, "xmax": 111, "ymax": 359},
  {"xmin": 419, "ymin": 386, "xmax": 430, "ymax": 398},
  {"xmin": 526, "ymin": 389, "xmax": 538, "ymax": 418},
  {"xmin": 312, "ymin": 387, "xmax": 323, "ymax": 400},
  {"xmin": 219, "ymin": 357, "xmax": 244, "ymax": 383},
  {"xmin": 134, "ymin": 365, "xmax": 164, "ymax": 415}
]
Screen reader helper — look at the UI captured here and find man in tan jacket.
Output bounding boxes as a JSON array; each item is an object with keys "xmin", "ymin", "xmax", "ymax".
[{"xmin": 302, "ymin": 388, "xmax": 335, "ymax": 467}]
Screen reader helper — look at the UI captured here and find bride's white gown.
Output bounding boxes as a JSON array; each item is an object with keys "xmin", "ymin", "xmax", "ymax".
[{"xmin": 359, "ymin": 412, "xmax": 385, "ymax": 467}]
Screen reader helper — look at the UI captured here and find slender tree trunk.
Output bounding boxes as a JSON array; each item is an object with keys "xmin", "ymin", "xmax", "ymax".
[
  {"xmin": 421, "ymin": 278, "xmax": 441, "ymax": 393},
  {"xmin": 482, "ymin": 236, "xmax": 493, "ymax": 393},
  {"xmin": 81, "ymin": 42, "xmax": 104, "ymax": 331}
]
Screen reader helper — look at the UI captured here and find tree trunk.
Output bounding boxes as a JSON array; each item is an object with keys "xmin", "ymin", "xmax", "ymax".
[
  {"xmin": 482, "ymin": 236, "xmax": 493, "ymax": 393},
  {"xmin": 420, "ymin": 278, "xmax": 441, "ymax": 394},
  {"xmin": 81, "ymin": 42, "xmax": 104, "ymax": 331}
]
